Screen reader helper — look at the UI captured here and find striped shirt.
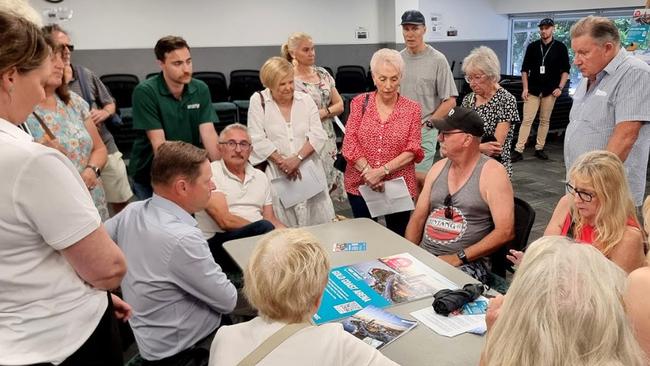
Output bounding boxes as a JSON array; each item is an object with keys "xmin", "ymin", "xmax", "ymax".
[{"xmin": 564, "ymin": 48, "xmax": 650, "ymax": 205}]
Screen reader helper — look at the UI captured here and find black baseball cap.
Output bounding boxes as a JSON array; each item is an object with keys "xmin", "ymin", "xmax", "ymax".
[
  {"xmin": 433, "ymin": 107, "xmax": 484, "ymax": 137},
  {"xmin": 400, "ymin": 10, "xmax": 425, "ymax": 26},
  {"xmin": 539, "ymin": 18, "xmax": 554, "ymax": 27}
]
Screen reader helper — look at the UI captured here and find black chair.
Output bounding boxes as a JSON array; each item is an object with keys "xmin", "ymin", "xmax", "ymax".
[
  {"xmin": 335, "ymin": 65, "xmax": 367, "ymax": 94},
  {"xmin": 366, "ymin": 69, "xmax": 376, "ymax": 91},
  {"xmin": 228, "ymin": 69, "xmax": 263, "ymax": 101},
  {"xmin": 229, "ymin": 70, "xmax": 263, "ymax": 123},
  {"xmin": 105, "ymin": 108, "xmax": 138, "ymax": 159},
  {"xmin": 193, "ymin": 71, "xmax": 229, "ymax": 103},
  {"xmin": 99, "ymin": 74, "xmax": 139, "ymax": 109},
  {"xmin": 490, "ymin": 197, "xmax": 536, "ymax": 277},
  {"xmin": 322, "ymin": 66, "xmax": 334, "ymax": 78}
]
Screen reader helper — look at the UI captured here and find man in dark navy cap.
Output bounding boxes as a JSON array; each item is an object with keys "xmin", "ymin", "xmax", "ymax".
[
  {"xmin": 399, "ymin": 9, "xmax": 458, "ymax": 185},
  {"xmin": 405, "ymin": 107, "xmax": 514, "ymax": 283},
  {"xmin": 513, "ymin": 17, "xmax": 570, "ymax": 162}
]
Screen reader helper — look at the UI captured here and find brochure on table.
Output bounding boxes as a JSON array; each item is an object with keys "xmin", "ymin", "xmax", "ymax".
[
  {"xmin": 312, "ymin": 252, "xmax": 458, "ymax": 324},
  {"xmin": 339, "ymin": 305, "xmax": 418, "ymax": 349}
]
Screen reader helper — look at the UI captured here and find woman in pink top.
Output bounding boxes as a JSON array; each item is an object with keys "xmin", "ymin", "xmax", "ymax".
[
  {"xmin": 544, "ymin": 150, "xmax": 644, "ymax": 273},
  {"xmin": 341, "ymin": 49, "xmax": 423, "ymax": 236}
]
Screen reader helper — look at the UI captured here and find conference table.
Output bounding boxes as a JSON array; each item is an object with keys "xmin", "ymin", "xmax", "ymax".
[{"xmin": 224, "ymin": 218, "xmax": 486, "ymax": 366}]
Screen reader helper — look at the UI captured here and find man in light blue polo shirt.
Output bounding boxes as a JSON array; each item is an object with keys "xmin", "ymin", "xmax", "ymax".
[
  {"xmin": 106, "ymin": 141, "xmax": 236, "ymax": 363},
  {"xmin": 565, "ymin": 16, "xmax": 650, "ymax": 206}
]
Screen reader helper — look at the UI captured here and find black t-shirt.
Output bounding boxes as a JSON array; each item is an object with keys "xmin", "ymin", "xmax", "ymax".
[{"xmin": 520, "ymin": 38, "xmax": 570, "ymax": 97}]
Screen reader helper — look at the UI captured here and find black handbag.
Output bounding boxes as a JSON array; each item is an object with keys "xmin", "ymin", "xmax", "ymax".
[{"xmin": 334, "ymin": 93, "xmax": 370, "ymax": 173}]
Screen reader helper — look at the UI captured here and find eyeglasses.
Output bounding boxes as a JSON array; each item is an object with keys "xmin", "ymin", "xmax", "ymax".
[
  {"xmin": 439, "ymin": 130, "xmax": 466, "ymax": 139},
  {"xmin": 464, "ymin": 74, "xmax": 487, "ymax": 84},
  {"xmin": 61, "ymin": 44, "xmax": 74, "ymax": 52},
  {"xmin": 444, "ymin": 194, "xmax": 453, "ymax": 219},
  {"xmin": 219, "ymin": 140, "xmax": 251, "ymax": 150},
  {"xmin": 565, "ymin": 182, "xmax": 595, "ymax": 202}
]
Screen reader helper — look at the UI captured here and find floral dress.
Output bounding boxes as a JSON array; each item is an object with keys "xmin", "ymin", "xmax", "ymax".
[
  {"xmin": 26, "ymin": 93, "xmax": 110, "ymax": 221},
  {"xmin": 294, "ymin": 66, "xmax": 346, "ymax": 202},
  {"xmin": 462, "ymin": 88, "xmax": 519, "ymax": 178}
]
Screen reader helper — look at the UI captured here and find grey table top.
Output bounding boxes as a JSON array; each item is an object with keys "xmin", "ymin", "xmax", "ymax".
[{"xmin": 223, "ymin": 218, "xmax": 485, "ymax": 366}]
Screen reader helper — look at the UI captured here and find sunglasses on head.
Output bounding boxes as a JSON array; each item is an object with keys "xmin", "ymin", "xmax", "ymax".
[{"xmin": 444, "ymin": 194, "xmax": 453, "ymax": 219}]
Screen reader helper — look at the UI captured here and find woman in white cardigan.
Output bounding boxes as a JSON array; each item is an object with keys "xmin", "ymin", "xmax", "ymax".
[
  {"xmin": 248, "ymin": 56, "xmax": 335, "ymax": 227},
  {"xmin": 209, "ymin": 229, "xmax": 399, "ymax": 366}
]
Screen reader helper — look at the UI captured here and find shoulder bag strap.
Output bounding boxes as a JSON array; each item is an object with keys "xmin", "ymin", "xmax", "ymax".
[
  {"xmin": 31, "ymin": 112, "xmax": 56, "ymax": 140},
  {"xmin": 257, "ymin": 90, "xmax": 265, "ymax": 112},
  {"xmin": 236, "ymin": 323, "xmax": 309, "ymax": 366},
  {"xmin": 361, "ymin": 92, "xmax": 370, "ymax": 118}
]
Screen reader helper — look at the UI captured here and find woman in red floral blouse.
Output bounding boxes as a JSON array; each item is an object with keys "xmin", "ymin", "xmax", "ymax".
[{"xmin": 341, "ymin": 48, "xmax": 424, "ymax": 236}]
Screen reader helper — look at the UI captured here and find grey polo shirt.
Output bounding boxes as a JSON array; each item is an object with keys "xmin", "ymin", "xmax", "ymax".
[
  {"xmin": 69, "ymin": 65, "xmax": 119, "ymax": 154},
  {"xmin": 564, "ymin": 48, "xmax": 650, "ymax": 206},
  {"xmin": 105, "ymin": 194, "xmax": 237, "ymax": 360}
]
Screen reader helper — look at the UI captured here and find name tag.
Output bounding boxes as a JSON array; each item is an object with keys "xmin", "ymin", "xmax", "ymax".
[
  {"xmin": 539, "ymin": 65, "xmax": 545, "ymax": 74},
  {"xmin": 594, "ymin": 89, "xmax": 608, "ymax": 97},
  {"xmin": 187, "ymin": 103, "xmax": 200, "ymax": 109}
]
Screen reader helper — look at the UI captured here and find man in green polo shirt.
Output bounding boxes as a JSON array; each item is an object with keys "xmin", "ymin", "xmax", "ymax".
[{"xmin": 129, "ymin": 35, "xmax": 220, "ymax": 199}]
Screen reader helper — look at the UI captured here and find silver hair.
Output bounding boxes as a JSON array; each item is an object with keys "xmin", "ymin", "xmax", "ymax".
[
  {"xmin": 462, "ymin": 46, "xmax": 501, "ymax": 83},
  {"xmin": 570, "ymin": 15, "xmax": 621, "ymax": 47},
  {"xmin": 370, "ymin": 48, "xmax": 404, "ymax": 76},
  {"xmin": 219, "ymin": 123, "xmax": 249, "ymax": 141}
]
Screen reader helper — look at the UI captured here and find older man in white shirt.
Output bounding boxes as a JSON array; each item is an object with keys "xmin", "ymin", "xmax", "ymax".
[{"xmin": 197, "ymin": 123, "xmax": 285, "ymax": 274}]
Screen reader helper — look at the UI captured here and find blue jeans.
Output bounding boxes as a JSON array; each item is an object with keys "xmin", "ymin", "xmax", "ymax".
[
  {"xmin": 207, "ymin": 220, "xmax": 275, "ymax": 273},
  {"xmin": 347, "ymin": 193, "xmax": 412, "ymax": 237},
  {"xmin": 132, "ymin": 180, "xmax": 153, "ymax": 201}
]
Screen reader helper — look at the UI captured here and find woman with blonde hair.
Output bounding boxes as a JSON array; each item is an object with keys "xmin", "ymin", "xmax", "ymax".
[
  {"xmin": 248, "ymin": 56, "xmax": 335, "ymax": 226},
  {"xmin": 544, "ymin": 150, "xmax": 645, "ymax": 272},
  {"xmin": 282, "ymin": 32, "xmax": 345, "ymax": 201},
  {"xmin": 208, "ymin": 229, "xmax": 398, "ymax": 366},
  {"xmin": 624, "ymin": 195, "xmax": 650, "ymax": 361},
  {"xmin": 483, "ymin": 236, "xmax": 646, "ymax": 366}
]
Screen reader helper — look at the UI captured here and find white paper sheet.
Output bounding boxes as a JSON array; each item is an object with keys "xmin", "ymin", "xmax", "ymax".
[
  {"xmin": 358, "ymin": 177, "xmax": 414, "ymax": 217},
  {"xmin": 410, "ymin": 306, "xmax": 486, "ymax": 338},
  {"xmin": 271, "ymin": 159, "xmax": 325, "ymax": 208}
]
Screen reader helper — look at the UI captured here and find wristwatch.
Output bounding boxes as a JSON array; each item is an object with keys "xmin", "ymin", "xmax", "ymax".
[
  {"xmin": 297, "ymin": 154, "xmax": 304, "ymax": 161},
  {"xmin": 86, "ymin": 164, "xmax": 101, "ymax": 178},
  {"xmin": 425, "ymin": 119, "xmax": 435, "ymax": 129},
  {"xmin": 457, "ymin": 249, "xmax": 470, "ymax": 265}
]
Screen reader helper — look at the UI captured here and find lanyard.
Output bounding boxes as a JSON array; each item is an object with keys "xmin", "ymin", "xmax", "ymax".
[{"xmin": 540, "ymin": 40, "xmax": 555, "ymax": 66}]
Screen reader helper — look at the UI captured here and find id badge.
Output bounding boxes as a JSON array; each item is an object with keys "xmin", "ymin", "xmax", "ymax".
[{"xmin": 539, "ymin": 65, "xmax": 546, "ymax": 74}]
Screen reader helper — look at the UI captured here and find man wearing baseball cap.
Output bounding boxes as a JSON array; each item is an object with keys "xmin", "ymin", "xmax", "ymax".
[
  {"xmin": 399, "ymin": 10, "xmax": 458, "ymax": 185},
  {"xmin": 406, "ymin": 107, "xmax": 514, "ymax": 283},
  {"xmin": 513, "ymin": 17, "xmax": 570, "ymax": 162}
]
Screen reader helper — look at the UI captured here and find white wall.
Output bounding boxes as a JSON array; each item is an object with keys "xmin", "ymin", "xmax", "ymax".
[
  {"xmin": 29, "ymin": 0, "xmax": 384, "ymax": 50},
  {"xmin": 394, "ymin": 0, "xmax": 508, "ymax": 42},
  {"xmin": 488, "ymin": 0, "xmax": 642, "ymax": 14}
]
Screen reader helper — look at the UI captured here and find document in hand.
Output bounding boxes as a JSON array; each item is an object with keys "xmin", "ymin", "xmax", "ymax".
[
  {"xmin": 358, "ymin": 177, "xmax": 414, "ymax": 218},
  {"xmin": 271, "ymin": 159, "xmax": 325, "ymax": 208}
]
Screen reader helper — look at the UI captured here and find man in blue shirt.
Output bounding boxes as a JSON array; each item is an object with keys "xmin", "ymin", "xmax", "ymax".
[{"xmin": 106, "ymin": 141, "xmax": 236, "ymax": 363}]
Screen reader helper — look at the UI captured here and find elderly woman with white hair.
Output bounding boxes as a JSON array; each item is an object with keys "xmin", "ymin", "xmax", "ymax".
[
  {"xmin": 341, "ymin": 48, "xmax": 423, "ymax": 236},
  {"xmin": 208, "ymin": 229, "xmax": 398, "ymax": 366},
  {"xmin": 461, "ymin": 46, "xmax": 519, "ymax": 178},
  {"xmin": 248, "ymin": 56, "xmax": 335, "ymax": 227},
  {"xmin": 482, "ymin": 236, "xmax": 647, "ymax": 366}
]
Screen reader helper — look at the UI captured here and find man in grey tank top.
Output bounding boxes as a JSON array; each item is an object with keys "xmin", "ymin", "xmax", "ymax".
[{"xmin": 405, "ymin": 107, "xmax": 514, "ymax": 283}]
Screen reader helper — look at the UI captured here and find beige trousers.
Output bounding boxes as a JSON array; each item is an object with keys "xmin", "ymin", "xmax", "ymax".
[{"xmin": 515, "ymin": 94, "xmax": 556, "ymax": 152}]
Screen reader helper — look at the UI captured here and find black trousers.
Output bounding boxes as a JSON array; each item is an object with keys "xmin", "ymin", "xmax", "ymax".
[{"xmin": 31, "ymin": 292, "xmax": 123, "ymax": 366}]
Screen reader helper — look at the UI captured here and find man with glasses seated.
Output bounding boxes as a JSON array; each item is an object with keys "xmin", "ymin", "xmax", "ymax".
[
  {"xmin": 196, "ymin": 124, "xmax": 285, "ymax": 276},
  {"xmin": 405, "ymin": 107, "xmax": 514, "ymax": 283}
]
